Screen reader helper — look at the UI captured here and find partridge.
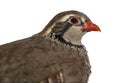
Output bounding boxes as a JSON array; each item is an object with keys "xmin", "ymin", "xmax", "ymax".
[{"xmin": 0, "ymin": 10, "xmax": 100, "ymax": 83}]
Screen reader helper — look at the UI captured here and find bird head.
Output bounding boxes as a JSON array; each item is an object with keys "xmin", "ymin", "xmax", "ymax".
[{"xmin": 41, "ymin": 10, "xmax": 100, "ymax": 47}]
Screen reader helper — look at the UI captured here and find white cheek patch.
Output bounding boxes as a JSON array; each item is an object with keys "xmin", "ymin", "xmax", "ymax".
[{"xmin": 63, "ymin": 26, "xmax": 86, "ymax": 45}]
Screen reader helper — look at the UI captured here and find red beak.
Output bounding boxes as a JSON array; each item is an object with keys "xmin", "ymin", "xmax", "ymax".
[{"xmin": 83, "ymin": 21, "xmax": 101, "ymax": 32}]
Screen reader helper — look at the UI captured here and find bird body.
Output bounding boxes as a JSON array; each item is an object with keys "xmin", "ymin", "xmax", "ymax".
[{"xmin": 0, "ymin": 10, "xmax": 100, "ymax": 83}]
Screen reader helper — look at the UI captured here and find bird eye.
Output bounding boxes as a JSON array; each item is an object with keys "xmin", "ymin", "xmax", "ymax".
[{"xmin": 68, "ymin": 16, "xmax": 81, "ymax": 25}]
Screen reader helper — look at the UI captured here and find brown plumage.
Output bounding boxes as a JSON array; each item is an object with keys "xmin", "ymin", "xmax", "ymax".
[{"xmin": 0, "ymin": 10, "xmax": 100, "ymax": 83}]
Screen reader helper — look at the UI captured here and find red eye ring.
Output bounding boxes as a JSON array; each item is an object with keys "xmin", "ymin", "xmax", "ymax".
[{"xmin": 68, "ymin": 16, "xmax": 81, "ymax": 25}]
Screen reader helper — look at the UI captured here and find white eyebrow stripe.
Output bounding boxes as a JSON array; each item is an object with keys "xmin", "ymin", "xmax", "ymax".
[
  {"xmin": 80, "ymin": 17, "xmax": 86, "ymax": 22},
  {"xmin": 59, "ymin": 14, "xmax": 76, "ymax": 22},
  {"xmin": 43, "ymin": 14, "xmax": 76, "ymax": 36},
  {"xmin": 59, "ymin": 14, "xmax": 86, "ymax": 23}
]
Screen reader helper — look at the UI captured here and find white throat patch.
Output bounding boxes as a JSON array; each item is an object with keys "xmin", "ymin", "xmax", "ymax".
[{"xmin": 62, "ymin": 26, "xmax": 86, "ymax": 45}]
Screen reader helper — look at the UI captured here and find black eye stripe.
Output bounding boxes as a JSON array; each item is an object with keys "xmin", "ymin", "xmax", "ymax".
[
  {"xmin": 52, "ymin": 22, "xmax": 71, "ymax": 37},
  {"xmin": 80, "ymin": 21, "xmax": 84, "ymax": 26}
]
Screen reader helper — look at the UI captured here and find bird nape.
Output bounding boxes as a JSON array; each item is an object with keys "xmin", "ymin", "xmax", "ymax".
[{"xmin": 0, "ymin": 10, "xmax": 100, "ymax": 83}]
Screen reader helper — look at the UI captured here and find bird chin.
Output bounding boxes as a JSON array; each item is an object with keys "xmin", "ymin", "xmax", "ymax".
[{"xmin": 81, "ymin": 29, "xmax": 88, "ymax": 32}]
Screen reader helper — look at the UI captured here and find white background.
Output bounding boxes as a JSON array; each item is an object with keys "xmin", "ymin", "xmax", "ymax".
[{"xmin": 0, "ymin": 0, "xmax": 120, "ymax": 83}]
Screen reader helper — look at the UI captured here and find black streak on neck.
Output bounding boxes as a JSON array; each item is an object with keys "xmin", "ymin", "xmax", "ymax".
[
  {"xmin": 54, "ymin": 34, "xmax": 84, "ymax": 48},
  {"xmin": 51, "ymin": 22, "xmax": 84, "ymax": 48}
]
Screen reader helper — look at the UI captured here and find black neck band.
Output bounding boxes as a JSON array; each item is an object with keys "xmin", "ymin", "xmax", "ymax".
[{"xmin": 54, "ymin": 34, "xmax": 83, "ymax": 48}]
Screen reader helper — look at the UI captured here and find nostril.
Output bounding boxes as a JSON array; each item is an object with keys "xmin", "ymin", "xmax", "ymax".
[{"xmin": 87, "ymin": 21, "xmax": 93, "ymax": 26}]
